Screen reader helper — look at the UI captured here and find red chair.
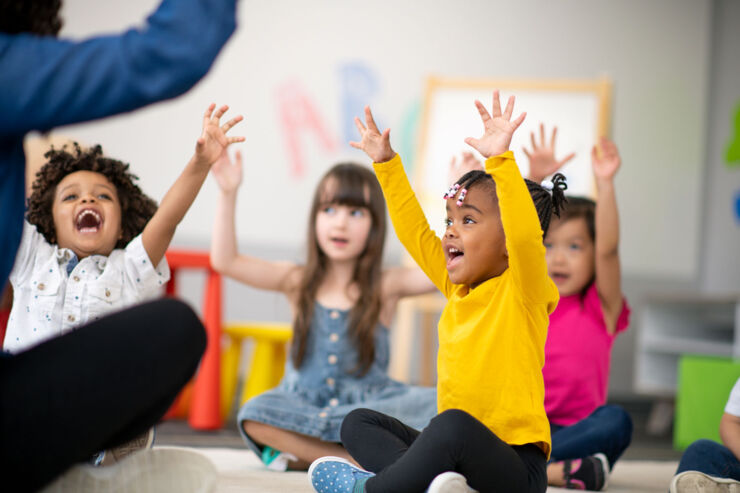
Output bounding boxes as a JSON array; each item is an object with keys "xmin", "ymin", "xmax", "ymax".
[{"xmin": 163, "ymin": 249, "xmax": 222, "ymax": 430}]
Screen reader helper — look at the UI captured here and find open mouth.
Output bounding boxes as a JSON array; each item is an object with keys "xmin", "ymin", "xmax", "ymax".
[
  {"xmin": 446, "ymin": 246, "xmax": 464, "ymax": 268},
  {"xmin": 330, "ymin": 237, "xmax": 349, "ymax": 247},
  {"xmin": 76, "ymin": 209, "xmax": 102, "ymax": 233},
  {"xmin": 551, "ymin": 272, "xmax": 570, "ymax": 283}
]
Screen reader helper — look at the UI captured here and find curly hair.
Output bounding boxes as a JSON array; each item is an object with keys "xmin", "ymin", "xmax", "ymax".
[
  {"xmin": 26, "ymin": 142, "xmax": 158, "ymax": 248},
  {"xmin": 0, "ymin": 0, "xmax": 63, "ymax": 36}
]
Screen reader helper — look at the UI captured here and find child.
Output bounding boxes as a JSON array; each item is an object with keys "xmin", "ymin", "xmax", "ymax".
[
  {"xmin": 309, "ymin": 91, "xmax": 565, "ymax": 493},
  {"xmin": 2, "ymin": 103, "xmax": 242, "ymax": 464},
  {"xmin": 670, "ymin": 376, "xmax": 740, "ymax": 492},
  {"xmin": 209, "ymin": 151, "xmax": 438, "ymax": 470},
  {"xmin": 524, "ymin": 125, "xmax": 632, "ymax": 490},
  {"xmin": 4, "ymin": 103, "xmax": 243, "ymax": 353}
]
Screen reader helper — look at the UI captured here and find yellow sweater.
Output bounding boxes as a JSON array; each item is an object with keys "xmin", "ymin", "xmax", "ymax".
[{"xmin": 373, "ymin": 151, "xmax": 558, "ymax": 457}]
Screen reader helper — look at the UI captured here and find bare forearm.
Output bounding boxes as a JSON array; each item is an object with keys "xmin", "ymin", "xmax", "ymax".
[
  {"xmin": 595, "ymin": 179, "xmax": 619, "ymax": 257},
  {"xmin": 142, "ymin": 156, "xmax": 209, "ymax": 265},
  {"xmin": 720, "ymin": 413, "xmax": 740, "ymax": 462},
  {"xmin": 210, "ymin": 189, "xmax": 239, "ymax": 273}
]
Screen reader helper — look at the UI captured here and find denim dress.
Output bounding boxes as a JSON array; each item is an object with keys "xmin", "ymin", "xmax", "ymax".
[{"xmin": 237, "ymin": 302, "xmax": 437, "ymax": 454}]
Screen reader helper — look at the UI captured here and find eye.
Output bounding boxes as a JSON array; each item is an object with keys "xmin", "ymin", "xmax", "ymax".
[
  {"xmin": 544, "ymin": 242, "xmax": 552, "ymax": 249},
  {"xmin": 98, "ymin": 193, "xmax": 112, "ymax": 200},
  {"xmin": 569, "ymin": 243, "xmax": 581, "ymax": 251},
  {"xmin": 444, "ymin": 217, "xmax": 452, "ymax": 227},
  {"xmin": 350, "ymin": 208, "xmax": 365, "ymax": 218},
  {"xmin": 463, "ymin": 216, "xmax": 475, "ymax": 224},
  {"xmin": 322, "ymin": 205, "xmax": 336, "ymax": 214},
  {"xmin": 62, "ymin": 194, "xmax": 77, "ymax": 202}
]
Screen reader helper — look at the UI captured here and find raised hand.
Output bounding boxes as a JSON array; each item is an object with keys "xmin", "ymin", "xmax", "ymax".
[
  {"xmin": 349, "ymin": 106, "xmax": 396, "ymax": 163},
  {"xmin": 195, "ymin": 103, "xmax": 245, "ymax": 167},
  {"xmin": 591, "ymin": 137, "xmax": 621, "ymax": 183},
  {"xmin": 523, "ymin": 123, "xmax": 575, "ymax": 182},
  {"xmin": 464, "ymin": 90, "xmax": 526, "ymax": 158},
  {"xmin": 212, "ymin": 149, "xmax": 243, "ymax": 193},
  {"xmin": 448, "ymin": 151, "xmax": 483, "ymax": 185}
]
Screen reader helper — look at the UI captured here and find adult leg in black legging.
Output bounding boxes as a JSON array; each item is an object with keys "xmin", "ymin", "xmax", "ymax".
[
  {"xmin": 341, "ymin": 408, "xmax": 547, "ymax": 493},
  {"xmin": 0, "ymin": 298, "xmax": 206, "ymax": 492}
]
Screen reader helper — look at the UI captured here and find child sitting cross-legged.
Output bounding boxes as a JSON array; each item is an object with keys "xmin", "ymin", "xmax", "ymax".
[{"xmin": 308, "ymin": 91, "xmax": 566, "ymax": 493}]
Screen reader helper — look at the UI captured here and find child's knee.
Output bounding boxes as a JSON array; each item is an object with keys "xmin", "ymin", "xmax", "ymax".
[
  {"xmin": 340, "ymin": 408, "xmax": 378, "ymax": 443},
  {"xmin": 242, "ymin": 420, "xmax": 276, "ymax": 444}
]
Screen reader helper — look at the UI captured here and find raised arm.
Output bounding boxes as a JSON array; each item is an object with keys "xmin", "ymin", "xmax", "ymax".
[
  {"xmin": 141, "ymin": 103, "xmax": 244, "ymax": 267},
  {"xmin": 591, "ymin": 137, "xmax": 623, "ymax": 334},
  {"xmin": 209, "ymin": 146, "xmax": 301, "ymax": 294},
  {"xmin": 465, "ymin": 91, "xmax": 554, "ymax": 304},
  {"xmin": 350, "ymin": 107, "xmax": 451, "ymax": 295},
  {"xmin": 0, "ymin": 0, "xmax": 237, "ymax": 136},
  {"xmin": 523, "ymin": 123, "xmax": 575, "ymax": 183}
]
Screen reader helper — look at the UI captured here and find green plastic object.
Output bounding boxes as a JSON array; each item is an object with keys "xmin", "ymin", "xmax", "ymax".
[{"xmin": 674, "ymin": 355, "xmax": 740, "ymax": 450}]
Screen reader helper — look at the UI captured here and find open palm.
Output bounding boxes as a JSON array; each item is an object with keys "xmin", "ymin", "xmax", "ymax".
[
  {"xmin": 523, "ymin": 124, "xmax": 575, "ymax": 182},
  {"xmin": 195, "ymin": 103, "xmax": 244, "ymax": 166},
  {"xmin": 465, "ymin": 90, "xmax": 526, "ymax": 158},
  {"xmin": 211, "ymin": 149, "xmax": 243, "ymax": 192},
  {"xmin": 592, "ymin": 137, "xmax": 621, "ymax": 182}
]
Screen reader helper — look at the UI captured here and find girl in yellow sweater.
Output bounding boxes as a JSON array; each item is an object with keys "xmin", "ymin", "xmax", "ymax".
[{"xmin": 308, "ymin": 91, "xmax": 567, "ymax": 493}]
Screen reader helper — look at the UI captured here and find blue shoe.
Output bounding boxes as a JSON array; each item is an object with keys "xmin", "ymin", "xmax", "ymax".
[{"xmin": 308, "ymin": 456, "xmax": 375, "ymax": 493}]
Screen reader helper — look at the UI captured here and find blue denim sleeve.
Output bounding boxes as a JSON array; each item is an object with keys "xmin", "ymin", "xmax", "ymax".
[{"xmin": 0, "ymin": 0, "xmax": 237, "ymax": 136}]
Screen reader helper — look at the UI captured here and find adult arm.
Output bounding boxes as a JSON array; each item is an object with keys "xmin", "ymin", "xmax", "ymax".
[{"xmin": 0, "ymin": 0, "xmax": 237, "ymax": 136}]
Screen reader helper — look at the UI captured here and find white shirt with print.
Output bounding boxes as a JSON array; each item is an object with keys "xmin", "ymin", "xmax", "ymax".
[
  {"xmin": 726, "ymin": 377, "xmax": 740, "ymax": 417},
  {"xmin": 3, "ymin": 221, "xmax": 170, "ymax": 353}
]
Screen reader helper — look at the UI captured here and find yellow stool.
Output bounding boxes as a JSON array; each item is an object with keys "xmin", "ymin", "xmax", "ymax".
[{"xmin": 220, "ymin": 322, "xmax": 293, "ymax": 420}]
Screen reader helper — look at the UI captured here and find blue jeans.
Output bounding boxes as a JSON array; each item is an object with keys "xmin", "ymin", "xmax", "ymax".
[
  {"xmin": 550, "ymin": 405, "xmax": 633, "ymax": 469},
  {"xmin": 676, "ymin": 439, "xmax": 740, "ymax": 480}
]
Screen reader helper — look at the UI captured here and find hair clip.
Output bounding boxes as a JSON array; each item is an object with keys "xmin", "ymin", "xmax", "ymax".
[
  {"xmin": 443, "ymin": 183, "xmax": 460, "ymax": 200},
  {"xmin": 540, "ymin": 179, "xmax": 554, "ymax": 192},
  {"xmin": 456, "ymin": 188, "xmax": 467, "ymax": 206}
]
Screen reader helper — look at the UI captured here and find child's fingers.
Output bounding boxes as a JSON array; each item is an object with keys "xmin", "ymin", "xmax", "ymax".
[
  {"xmin": 213, "ymin": 104, "xmax": 229, "ymax": 121},
  {"xmin": 234, "ymin": 149, "xmax": 243, "ymax": 166},
  {"xmin": 522, "ymin": 147, "xmax": 532, "ymax": 159},
  {"xmin": 491, "ymin": 90, "xmax": 502, "ymax": 118},
  {"xmin": 559, "ymin": 152, "xmax": 576, "ymax": 167},
  {"xmin": 511, "ymin": 111, "xmax": 526, "ymax": 130},
  {"xmin": 503, "ymin": 95, "xmax": 515, "ymax": 120},
  {"xmin": 221, "ymin": 115, "xmax": 243, "ymax": 133},
  {"xmin": 349, "ymin": 141, "xmax": 362, "ymax": 149},
  {"xmin": 550, "ymin": 126, "xmax": 558, "ymax": 147},
  {"xmin": 365, "ymin": 106, "xmax": 380, "ymax": 132},
  {"xmin": 203, "ymin": 103, "xmax": 216, "ymax": 126},
  {"xmin": 354, "ymin": 116, "xmax": 366, "ymax": 135},
  {"xmin": 227, "ymin": 136, "xmax": 245, "ymax": 144},
  {"xmin": 473, "ymin": 100, "xmax": 491, "ymax": 123},
  {"xmin": 530, "ymin": 131, "xmax": 537, "ymax": 151},
  {"xmin": 464, "ymin": 137, "xmax": 479, "ymax": 150}
]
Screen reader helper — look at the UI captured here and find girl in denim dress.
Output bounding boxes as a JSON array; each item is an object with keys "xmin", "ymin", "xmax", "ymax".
[{"xmin": 210, "ymin": 154, "xmax": 438, "ymax": 470}]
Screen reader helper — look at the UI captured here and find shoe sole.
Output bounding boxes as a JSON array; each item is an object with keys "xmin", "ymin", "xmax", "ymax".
[
  {"xmin": 427, "ymin": 471, "xmax": 477, "ymax": 493},
  {"xmin": 593, "ymin": 453, "xmax": 610, "ymax": 491},
  {"xmin": 40, "ymin": 448, "xmax": 217, "ymax": 493},
  {"xmin": 669, "ymin": 470, "xmax": 740, "ymax": 493}
]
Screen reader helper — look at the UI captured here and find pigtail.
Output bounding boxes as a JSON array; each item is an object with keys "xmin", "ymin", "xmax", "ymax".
[{"xmin": 524, "ymin": 173, "xmax": 568, "ymax": 236}]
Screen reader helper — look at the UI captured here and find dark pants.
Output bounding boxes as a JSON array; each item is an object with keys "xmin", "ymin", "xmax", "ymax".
[
  {"xmin": 550, "ymin": 404, "xmax": 633, "ymax": 469},
  {"xmin": 341, "ymin": 408, "xmax": 547, "ymax": 493},
  {"xmin": 0, "ymin": 298, "xmax": 206, "ymax": 492},
  {"xmin": 676, "ymin": 439, "xmax": 740, "ymax": 480}
]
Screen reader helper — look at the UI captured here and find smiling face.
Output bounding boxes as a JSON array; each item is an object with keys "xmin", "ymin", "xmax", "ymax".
[
  {"xmin": 314, "ymin": 199, "xmax": 372, "ymax": 263},
  {"xmin": 441, "ymin": 184, "xmax": 508, "ymax": 288},
  {"xmin": 544, "ymin": 217, "xmax": 595, "ymax": 296},
  {"xmin": 51, "ymin": 170, "xmax": 123, "ymax": 259}
]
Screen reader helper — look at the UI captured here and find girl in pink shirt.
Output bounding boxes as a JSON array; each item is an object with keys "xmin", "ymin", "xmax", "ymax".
[{"xmin": 525, "ymin": 126, "xmax": 632, "ymax": 491}]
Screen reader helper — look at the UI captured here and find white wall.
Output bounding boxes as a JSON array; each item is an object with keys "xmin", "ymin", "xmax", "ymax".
[
  {"xmin": 56, "ymin": 0, "xmax": 711, "ymax": 282},
  {"xmin": 700, "ymin": 0, "xmax": 740, "ymax": 294}
]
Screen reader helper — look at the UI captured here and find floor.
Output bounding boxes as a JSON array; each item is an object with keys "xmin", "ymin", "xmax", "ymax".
[{"xmin": 156, "ymin": 399, "xmax": 684, "ymax": 492}]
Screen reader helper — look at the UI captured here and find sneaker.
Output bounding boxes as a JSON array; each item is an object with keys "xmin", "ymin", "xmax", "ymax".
[
  {"xmin": 308, "ymin": 456, "xmax": 375, "ymax": 493},
  {"xmin": 40, "ymin": 448, "xmax": 217, "ymax": 493},
  {"xmin": 426, "ymin": 471, "xmax": 478, "ymax": 493},
  {"xmin": 669, "ymin": 470, "xmax": 740, "ymax": 493},
  {"xmin": 561, "ymin": 453, "xmax": 609, "ymax": 490},
  {"xmin": 261, "ymin": 445, "xmax": 298, "ymax": 471},
  {"xmin": 95, "ymin": 427, "xmax": 156, "ymax": 466}
]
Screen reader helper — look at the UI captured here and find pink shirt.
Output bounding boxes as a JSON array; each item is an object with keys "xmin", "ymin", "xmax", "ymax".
[{"xmin": 543, "ymin": 283, "xmax": 630, "ymax": 426}]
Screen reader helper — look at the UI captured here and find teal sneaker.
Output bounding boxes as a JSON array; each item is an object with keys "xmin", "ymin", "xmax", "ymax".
[{"xmin": 308, "ymin": 456, "xmax": 374, "ymax": 493}]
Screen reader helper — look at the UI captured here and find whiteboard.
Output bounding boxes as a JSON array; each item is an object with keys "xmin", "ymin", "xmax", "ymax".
[{"xmin": 415, "ymin": 77, "xmax": 612, "ymax": 236}]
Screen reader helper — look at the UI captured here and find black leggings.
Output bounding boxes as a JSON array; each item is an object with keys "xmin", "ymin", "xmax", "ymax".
[
  {"xmin": 341, "ymin": 408, "xmax": 547, "ymax": 493},
  {"xmin": 0, "ymin": 298, "xmax": 205, "ymax": 492}
]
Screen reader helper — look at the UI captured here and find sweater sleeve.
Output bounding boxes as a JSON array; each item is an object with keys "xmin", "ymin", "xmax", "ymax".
[
  {"xmin": 485, "ymin": 151, "xmax": 553, "ymax": 304},
  {"xmin": 373, "ymin": 155, "xmax": 451, "ymax": 297},
  {"xmin": 0, "ymin": 0, "xmax": 237, "ymax": 136}
]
